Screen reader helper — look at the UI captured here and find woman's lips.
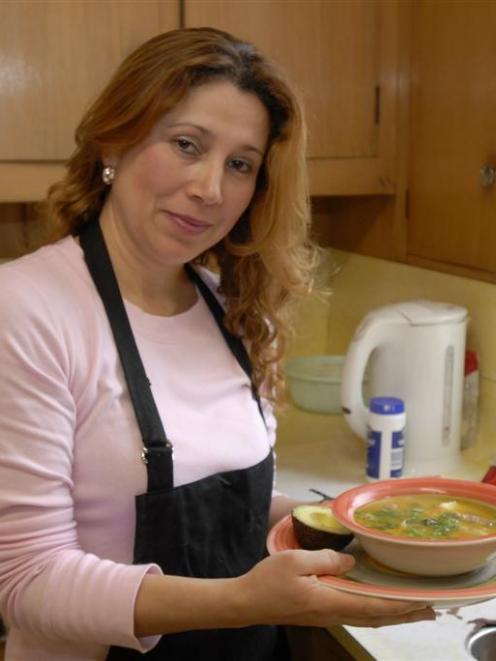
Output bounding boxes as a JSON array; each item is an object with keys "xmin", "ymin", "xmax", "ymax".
[{"xmin": 165, "ymin": 210, "xmax": 212, "ymax": 235}]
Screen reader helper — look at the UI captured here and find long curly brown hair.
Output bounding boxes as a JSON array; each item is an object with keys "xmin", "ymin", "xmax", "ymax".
[{"xmin": 40, "ymin": 27, "xmax": 320, "ymax": 406}]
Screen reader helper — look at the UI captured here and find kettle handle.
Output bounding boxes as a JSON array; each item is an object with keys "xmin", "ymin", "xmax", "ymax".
[{"xmin": 340, "ymin": 318, "xmax": 388, "ymax": 441}]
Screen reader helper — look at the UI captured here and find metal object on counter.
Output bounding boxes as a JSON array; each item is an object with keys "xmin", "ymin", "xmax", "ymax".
[
  {"xmin": 466, "ymin": 625, "xmax": 496, "ymax": 660},
  {"xmin": 308, "ymin": 488, "xmax": 334, "ymax": 501},
  {"xmin": 480, "ymin": 164, "xmax": 496, "ymax": 189}
]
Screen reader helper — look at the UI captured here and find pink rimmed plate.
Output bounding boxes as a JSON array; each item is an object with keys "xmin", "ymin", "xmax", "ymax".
[{"xmin": 267, "ymin": 514, "xmax": 496, "ymax": 608}]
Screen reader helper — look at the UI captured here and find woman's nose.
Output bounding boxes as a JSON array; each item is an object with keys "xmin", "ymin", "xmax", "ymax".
[{"xmin": 186, "ymin": 160, "xmax": 223, "ymax": 206}]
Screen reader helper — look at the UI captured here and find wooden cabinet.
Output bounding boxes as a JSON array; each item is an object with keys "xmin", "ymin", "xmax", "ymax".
[
  {"xmin": 0, "ymin": 0, "xmax": 401, "ymax": 202},
  {"xmin": 0, "ymin": 0, "xmax": 178, "ymax": 201},
  {"xmin": 318, "ymin": 0, "xmax": 496, "ymax": 284},
  {"xmin": 406, "ymin": 0, "xmax": 496, "ymax": 278},
  {"xmin": 185, "ymin": 0, "xmax": 400, "ymax": 196}
]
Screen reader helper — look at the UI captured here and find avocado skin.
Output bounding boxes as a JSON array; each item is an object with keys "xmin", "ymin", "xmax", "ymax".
[{"xmin": 291, "ymin": 510, "xmax": 354, "ymax": 551}]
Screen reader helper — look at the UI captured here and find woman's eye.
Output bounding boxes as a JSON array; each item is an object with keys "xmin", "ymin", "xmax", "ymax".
[
  {"xmin": 229, "ymin": 158, "xmax": 252, "ymax": 173},
  {"xmin": 174, "ymin": 137, "xmax": 198, "ymax": 154}
]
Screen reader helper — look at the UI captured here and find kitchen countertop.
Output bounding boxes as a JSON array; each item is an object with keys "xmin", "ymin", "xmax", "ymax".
[{"xmin": 274, "ymin": 406, "xmax": 496, "ymax": 660}]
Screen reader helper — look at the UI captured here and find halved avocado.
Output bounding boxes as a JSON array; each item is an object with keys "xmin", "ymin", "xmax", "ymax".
[{"xmin": 291, "ymin": 504, "xmax": 354, "ymax": 551}]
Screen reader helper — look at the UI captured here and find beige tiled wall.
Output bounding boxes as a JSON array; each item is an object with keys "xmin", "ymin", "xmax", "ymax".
[{"xmin": 289, "ymin": 249, "xmax": 496, "ymax": 450}]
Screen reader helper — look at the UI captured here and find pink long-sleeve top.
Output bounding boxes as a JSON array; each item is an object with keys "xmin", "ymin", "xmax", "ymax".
[{"xmin": 0, "ymin": 236, "xmax": 277, "ymax": 660}]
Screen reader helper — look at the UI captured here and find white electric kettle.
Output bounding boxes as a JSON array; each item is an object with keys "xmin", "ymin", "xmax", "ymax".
[{"xmin": 341, "ymin": 301, "xmax": 468, "ymax": 476}]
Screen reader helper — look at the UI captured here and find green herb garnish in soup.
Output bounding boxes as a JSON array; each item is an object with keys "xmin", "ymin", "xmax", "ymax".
[{"xmin": 354, "ymin": 495, "xmax": 496, "ymax": 539}]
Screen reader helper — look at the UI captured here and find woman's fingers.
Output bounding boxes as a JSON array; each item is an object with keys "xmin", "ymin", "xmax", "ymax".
[
  {"xmin": 320, "ymin": 588, "xmax": 436, "ymax": 625},
  {"xmin": 289, "ymin": 552, "xmax": 435, "ymax": 621},
  {"xmin": 343, "ymin": 606, "xmax": 437, "ymax": 628},
  {"xmin": 283, "ymin": 548, "xmax": 355, "ymax": 577},
  {"xmin": 239, "ymin": 551, "xmax": 437, "ymax": 629}
]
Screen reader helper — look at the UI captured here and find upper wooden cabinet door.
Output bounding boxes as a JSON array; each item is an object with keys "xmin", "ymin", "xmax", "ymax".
[
  {"xmin": 184, "ymin": 0, "xmax": 400, "ymax": 195},
  {"xmin": 0, "ymin": 0, "xmax": 178, "ymax": 161},
  {"xmin": 408, "ymin": 0, "xmax": 496, "ymax": 276}
]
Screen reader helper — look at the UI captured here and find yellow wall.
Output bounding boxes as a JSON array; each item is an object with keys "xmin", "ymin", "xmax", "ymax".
[{"xmin": 287, "ymin": 249, "xmax": 496, "ymax": 455}]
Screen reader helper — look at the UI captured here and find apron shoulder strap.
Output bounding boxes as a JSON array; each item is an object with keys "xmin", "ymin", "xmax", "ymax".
[
  {"xmin": 79, "ymin": 219, "xmax": 173, "ymax": 491},
  {"xmin": 185, "ymin": 265, "xmax": 267, "ymax": 427}
]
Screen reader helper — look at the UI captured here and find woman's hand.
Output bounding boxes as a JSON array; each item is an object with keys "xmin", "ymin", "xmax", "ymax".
[
  {"xmin": 235, "ymin": 549, "xmax": 436, "ymax": 628},
  {"xmin": 134, "ymin": 549, "xmax": 435, "ymax": 637}
]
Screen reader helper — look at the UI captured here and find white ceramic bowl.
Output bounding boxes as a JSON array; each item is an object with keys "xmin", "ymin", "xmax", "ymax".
[
  {"xmin": 285, "ymin": 355, "xmax": 368, "ymax": 415},
  {"xmin": 332, "ymin": 477, "xmax": 496, "ymax": 576}
]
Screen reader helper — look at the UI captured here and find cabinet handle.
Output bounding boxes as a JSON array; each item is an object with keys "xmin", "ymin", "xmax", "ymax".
[{"xmin": 480, "ymin": 164, "xmax": 496, "ymax": 188}]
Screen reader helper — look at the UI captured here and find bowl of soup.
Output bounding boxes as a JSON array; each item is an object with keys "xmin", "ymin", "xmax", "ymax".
[{"xmin": 332, "ymin": 477, "xmax": 496, "ymax": 576}]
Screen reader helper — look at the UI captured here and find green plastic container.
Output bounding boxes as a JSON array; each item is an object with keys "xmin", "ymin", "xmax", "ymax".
[{"xmin": 284, "ymin": 355, "xmax": 368, "ymax": 415}]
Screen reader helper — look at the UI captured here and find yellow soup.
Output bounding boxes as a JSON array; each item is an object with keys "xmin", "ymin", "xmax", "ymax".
[{"xmin": 354, "ymin": 494, "xmax": 496, "ymax": 540}]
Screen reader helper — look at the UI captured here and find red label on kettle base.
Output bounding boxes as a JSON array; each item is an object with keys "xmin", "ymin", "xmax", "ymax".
[{"xmin": 366, "ymin": 428, "xmax": 404, "ymax": 480}]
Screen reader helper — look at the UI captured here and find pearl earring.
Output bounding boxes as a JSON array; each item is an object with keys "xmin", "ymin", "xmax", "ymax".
[{"xmin": 102, "ymin": 165, "xmax": 115, "ymax": 186}]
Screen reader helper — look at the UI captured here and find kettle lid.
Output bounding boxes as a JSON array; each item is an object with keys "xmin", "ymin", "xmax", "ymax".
[{"xmin": 369, "ymin": 300, "xmax": 467, "ymax": 326}]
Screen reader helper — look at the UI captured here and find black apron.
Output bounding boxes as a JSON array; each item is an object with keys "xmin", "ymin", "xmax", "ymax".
[{"xmin": 78, "ymin": 219, "xmax": 289, "ymax": 661}]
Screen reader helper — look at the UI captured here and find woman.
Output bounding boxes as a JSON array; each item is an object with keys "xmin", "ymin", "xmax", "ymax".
[{"xmin": 0, "ymin": 28, "xmax": 435, "ymax": 660}]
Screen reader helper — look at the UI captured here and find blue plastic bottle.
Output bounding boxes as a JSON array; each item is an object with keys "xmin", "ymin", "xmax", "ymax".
[{"xmin": 366, "ymin": 397, "xmax": 405, "ymax": 481}]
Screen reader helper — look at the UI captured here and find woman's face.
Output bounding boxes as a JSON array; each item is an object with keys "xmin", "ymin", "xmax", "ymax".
[{"xmin": 102, "ymin": 80, "xmax": 270, "ymax": 269}]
